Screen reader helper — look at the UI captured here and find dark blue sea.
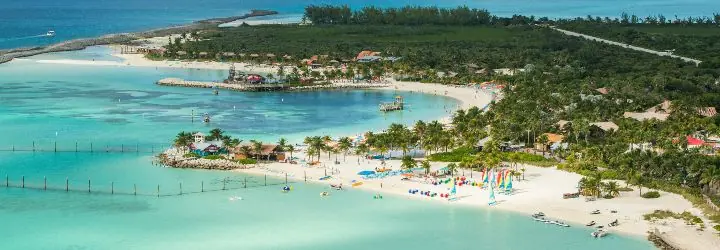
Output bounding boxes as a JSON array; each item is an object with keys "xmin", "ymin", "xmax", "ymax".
[{"xmin": 1, "ymin": 0, "xmax": 718, "ymax": 49}]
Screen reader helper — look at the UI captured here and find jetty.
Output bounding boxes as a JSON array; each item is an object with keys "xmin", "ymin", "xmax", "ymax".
[
  {"xmin": 156, "ymin": 78, "xmax": 390, "ymax": 92},
  {"xmin": 379, "ymin": 96, "xmax": 404, "ymax": 112}
]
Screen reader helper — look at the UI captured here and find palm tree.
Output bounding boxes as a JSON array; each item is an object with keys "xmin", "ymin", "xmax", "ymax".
[
  {"xmin": 447, "ymin": 162, "xmax": 458, "ymax": 177},
  {"xmin": 633, "ymin": 173, "xmax": 647, "ymax": 196},
  {"xmin": 521, "ymin": 167, "xmax": 526, "ymax": 180},
  {"xmin": 421, "ymin": 160, "xmax": 431, "ymax": 175},
  {"xmin": 338, "ymin": 137, "xmax": 352, "ymax": 162},
  {"xmin": 604, "ymin": 181, "xmax": 620, "ymax": 198},
  {"xmin": 286, "ymin": 144, "xmax": 295, "ymax": 160},
  {"xmin": 278, "ymin": 138, "xmax": 288, "ymax": 152},
  {"xmin": 322, "ymin": 135, "xmax": 332, "ymax": 160},
  {"xmin": 250, "ymin": 140, "xmax": 263, "ymax": 161},
  {"xmin": 238, "ymin": 145, "xmax": 252, "ymax": 160},
  {"xmin": 208, "ymin": 128, "xmax": 224, "ymax": 141},
  {"xmin": 355, "ymin": 143, "xmax": 369, "ymax": 156},
  {"xmin": 174, "ymin": 131, "xmax": 194, "ymax": 148},
  {"xmin": 400, "ymin": 155, "xmax": 417, "ymax": 170}
]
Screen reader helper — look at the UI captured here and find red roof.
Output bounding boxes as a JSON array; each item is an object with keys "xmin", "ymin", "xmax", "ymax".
[{"xmin": 687, "ymin": 136, "xmax": 704, "ymax": 146}]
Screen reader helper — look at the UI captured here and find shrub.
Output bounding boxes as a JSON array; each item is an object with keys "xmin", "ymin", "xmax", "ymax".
[
  {"xmin": 184, "ymin": 152, "xmax": 200, "ymax": 158},
  {"xmin": 603, "ymin": 194, "xmax": 614, "ymax": 199},
  {"xmin": 203, "ymin": 155, "xmax": 223, "ymax": 160},
  {"xmin": 642, "ymin": 191, "xmax": 661, "ymax": 199},
  {"xmin": 617, "ymin": 187, "xmax": 634, "ymax": 192},
  {"xmin": 236, "ymin": 158, "xmax": 257, "ymax": 165},
  {"xmin": 427, "ymin": 146, "xmax": 477, "ymax": 162},
  {"xmin": 600, "ymin": 169, "xmax": 620, "ymax": 180},
  {"xmin": 714, "ymin": 224, "xmax": 720, "ymax": 232}
]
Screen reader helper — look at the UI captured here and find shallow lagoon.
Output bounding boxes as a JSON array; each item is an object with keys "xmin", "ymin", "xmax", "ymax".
[{"xmin": 0, "ymin": 49, "xmax": 654, "ymax": 249}]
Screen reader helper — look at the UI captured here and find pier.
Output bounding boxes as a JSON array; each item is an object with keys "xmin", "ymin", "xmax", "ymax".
[
  {"xmin": 1, "ymin": 173, "xmax": 293, "ymax": 197},
  {"xmin": 379, "ymin": 96, "xmax": 404, "ymax": 112}
]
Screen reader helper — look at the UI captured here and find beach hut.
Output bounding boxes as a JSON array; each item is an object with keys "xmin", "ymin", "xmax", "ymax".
[{"xmin": 199, "ymin": 52, "xmax": 208, "ymax": 57}]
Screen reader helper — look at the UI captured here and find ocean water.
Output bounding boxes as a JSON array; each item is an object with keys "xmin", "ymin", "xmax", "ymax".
[
  {"xmin": 0, "ymin": 46, "xmax": 655, "ymax": 249},
  {"xmin": 1, "ymin": 0, "xmax": 719, "ymax": 49}
]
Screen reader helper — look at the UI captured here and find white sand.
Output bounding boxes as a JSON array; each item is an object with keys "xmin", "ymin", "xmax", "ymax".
[
  {"xmin": 17, "ymin": 42, "xmax": 719, "ymax": 249},
  {"xmin": 238, "ymin": 152, "xmax": 719, "ymax": 249}
]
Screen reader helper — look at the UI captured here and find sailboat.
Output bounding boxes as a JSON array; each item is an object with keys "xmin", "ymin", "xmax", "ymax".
[
  {"xmin": 505, "ymin": 172, "xmax": 513, "ymax": 194},
  {"xmin": 499, "ymin": 169, "xmax": 506, "ymax": 189},
  {"xmin": 488, "ymin": 178, "xmax": 497, "ymax": 206},
  {"xmin": 449, "ymin": 179, "xmax": 457, "ymax": 201}
]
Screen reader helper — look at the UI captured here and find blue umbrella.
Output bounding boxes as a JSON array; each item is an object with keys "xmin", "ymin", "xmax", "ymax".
[{"xmin": 357, "ymin": 170, "xmax": 375, "ymax": 176}]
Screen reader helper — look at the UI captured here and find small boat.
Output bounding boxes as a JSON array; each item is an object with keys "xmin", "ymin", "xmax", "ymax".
[
  {"xmin": 532, "ymin": 212, "xmax": 545, "ymax": 218},
  {"xmin": 281, "ymin": 186, "xmax": 291, "ymax": 193},
  {"xmin": 591, "ymin": 229, "xmax": 609, "ymax": 238},
  {"xmin": 46, "ymin": 30, "xmax": 56, "ymax": 37},
  {"xmin": 608, "ymin": 219, "xmax": 619, "ymax": 227},
  {"xmin": 213, "ymin": 89, "xmax": 219, "ymax": 95},
  {"xmin": 373, "ymin": 194, "xmax": 383, "ymax": 199},
  {"xmin": 610, "ymin": 210, "xmax": 617, "ymax": 213},
  {"xmin": 591, "ymin": 210, "xmax": 601, "ymax": 215},
  {"xmin": 596, "ymin": 225, "xmax": 604, "ymax": 229},
  {"xmin": 203, "ymin": 113, "xmax": 211, "ymax": 123},
  {"xmin": 586, "ymin": 221, "xmax": 596, "ymax": 226},
  {"xmin": 330, "ymin": 184, "xmax": 343, "ymax": 190},
  {"xmin": 351, "ymin": 181, "xmax": 363, "ymax": 187},
  {"xmin": 320, "ymin": 191, "xmax": 330, "ymax": 197}
]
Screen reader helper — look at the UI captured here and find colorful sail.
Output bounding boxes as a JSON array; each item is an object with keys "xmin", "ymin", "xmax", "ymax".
[
  {"xmin": 495, "ymin": 171, "xmax": 502, "ymax": 187},
  {"xmin": 505, "ymin": 174, "xmax": 513, "ymax": 194},
  {"xmin": 488, "ymin": 181, "xmax": 497, "ymax": 206},
  {"xmin": 451, "ymin": 180, "xmax": 457, "ymax": 195}
]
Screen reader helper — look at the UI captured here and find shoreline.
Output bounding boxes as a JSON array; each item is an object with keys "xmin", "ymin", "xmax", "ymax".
[{"xmin": 0, "ymin": 10, "xmax": 278, "ymax": 64}]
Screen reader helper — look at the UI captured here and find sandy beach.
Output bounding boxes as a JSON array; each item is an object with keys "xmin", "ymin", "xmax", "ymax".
[
  {"xmin": 17, "ymin": 43, "xmax": 720, "ymax": 249},
  {"xmin": 237, "ymin": 151, "xmax": 720, "ymax": 250}
]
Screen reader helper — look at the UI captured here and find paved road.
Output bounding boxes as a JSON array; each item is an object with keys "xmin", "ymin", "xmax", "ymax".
[{"xmin": 549, "ymin": 26, "xmax": 702, "ymax": 66}]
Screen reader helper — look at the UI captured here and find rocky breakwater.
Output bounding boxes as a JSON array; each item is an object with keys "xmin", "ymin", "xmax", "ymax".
[
  {"xmin": 157, "ymin": 78, "xmax": 391, "ymax": 92},
  {"xmin": 158, "ymin": 148, "xmax": 249, "ymax": 170}
]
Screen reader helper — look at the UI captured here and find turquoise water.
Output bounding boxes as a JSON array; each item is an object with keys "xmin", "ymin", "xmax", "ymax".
[
  {"xmin": 0, "ymin": 46, "xmax": 656, "ymax": 249},
  {"xmin": 2, "ymin": 0, "xmax": 718, "ymax": 49},
  {"xmin": 0, "ymin": 151, "xmax": 653, "ymax": 250}
]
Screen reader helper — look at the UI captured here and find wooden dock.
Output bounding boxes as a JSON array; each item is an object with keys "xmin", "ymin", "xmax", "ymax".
[{"xmin": 379, "ymin": 96, "xmax": 404, "ymax": 112}]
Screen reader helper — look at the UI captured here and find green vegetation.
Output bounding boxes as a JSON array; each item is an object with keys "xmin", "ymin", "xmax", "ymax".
[
  {"xmin": 161, "ymin": 4, "xmax": 720, "ymax": 226},
  {"xmin": 618, "ymin": 187, "xmax": 634, "ymax": 192},
  {"xmin": 642, "ymin": 191, "xmax": 661, "ymax": 199},
  {"xmin": 427, "ymin": 146, "xmax": 477, "ymax": 162},
  {"xmin": 236, "ymin": 158, "xmax": 257, "ymax": 165},
  {"xmin": 203, "ymin": 155, "xmax": 223, "ymax": 160},
  {"xmin": 183, "ymin": 152, "xmax": 200, "ymax": 158},
  {"xmin": 714, "ymin": 224, "xmax": 720, "ymax": 232},
  {"xmin": 644, "ymin": 210, "xmax": 705, "ymax": 229}
]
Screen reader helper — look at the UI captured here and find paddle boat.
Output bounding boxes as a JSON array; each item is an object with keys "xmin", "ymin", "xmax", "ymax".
[
  {"xmin": 591, "ymin": 229, "xmax": 609, "ymax": 238},
  {"xmin": 330, "ymin": 183, "xmax": 343, "ymax": 190},
  {"xmin": 608, "ymin": 219, "xmax": 619, "ymax": 227},
  {"xmin": 586, "ymin": 221, "xmax": 596, "ymax": 226},
  {"xmin": 281, "ymin": 186, "xmax": 291, "ymax": 193},
  {"xmin": 591, "ymin": 209, "xmax": 601, "ymax": 215},
  {"xmin": 532, "ymin": 212, "xmax": 545, "ymax": 218}
]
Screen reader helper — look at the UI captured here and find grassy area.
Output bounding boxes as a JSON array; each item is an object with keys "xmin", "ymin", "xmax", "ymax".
[{"xmin": 644, "ymin": 210, "xmax": 705, "ymax": 229}]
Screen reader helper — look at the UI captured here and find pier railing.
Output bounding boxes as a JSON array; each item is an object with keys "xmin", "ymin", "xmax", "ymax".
[
  {"xmin": 0, "ymin": 141, "xmax": 172, "ymax": 154},
  {"xmin": 1, "ymin": 174, "xmax": 293, "ymax": 197}
]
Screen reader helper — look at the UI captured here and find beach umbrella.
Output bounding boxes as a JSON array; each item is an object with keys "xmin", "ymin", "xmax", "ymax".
[{"xmin": 357, "ymin": 170, "xmax": 375, "ymax": 176}]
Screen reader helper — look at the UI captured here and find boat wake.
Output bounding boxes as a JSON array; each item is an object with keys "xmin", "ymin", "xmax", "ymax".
[{"xmin": 0, "ymin": 34, "xmax": 52, "ymax": 42}]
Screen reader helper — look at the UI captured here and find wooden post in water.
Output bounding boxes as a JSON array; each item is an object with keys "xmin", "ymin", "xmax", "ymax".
[
  {"xmin": 244, "ymin": 177, "xmax": 247, "ymax": 188},
  {"xmin": 90, "ymin": 142, "xmax": 93, "ymax": 153},
  {"xmin": 111, "ymin": 182, "xmax": 114, "ymax": 194},
  {"xmin": 179, "ymin": 182, "xmax": 183, "ymax": 195},
  {"xmin": 88, "ymin": 179, "xmax": 91, "ymax": 193},
  {"xmin": 201, "ymin": 181, "xmax": 204, "ymax": 192},
  {"xmin": 65, "ymin": 177, "xmax": 68, "ymax": 192},
  {"xmin": 32, "ymin": 141, "xmax": 35, "ymax": 152},
  {"xmin": 121, "ymin": 144, "xmax": 124, "ymax": 152},
  {"xmin": 136, "ymin": 143, "xmax": 139, "ymax": 153},
  {"xmin": 222, "ymin": 178, "xmax": 226, "ymax": 190},
  {"xmin": 76, "ymin": 141, "xmax": 78, "ymax": 152},
  {"xmin": 5, "ymin": 175, "xmax": 8, "ymax": 187},
  {"xmin": 157, "ymin": 185, "xmax": 160, "ymax": 197},
  {"xmin": 151, "ymin": 145, "xmax": 154, "ymax": 153},
  {"xmin": 264, "ymin": 175, "xmax": 267, "ymax": 186},
  {"xmin": 12, "ymin": 145, "xmax": 14, "ymax": 151},
  {"xmin": 54, "ymin": 141, "xmax": 57, "ymax": 152},
  {"xmin": 44, "ymin": 176, "xmax": 47, "ymax": 190},
  {"xmin": 21, "ymin": 175, "xmax": 24, "ymax": 188},
  {"xmin": 191, "ymin": 109, "xmax": 194, "ymax": 123},
  {"xmin": 134, "ymin": 184, "xmax": 137, "ymax": 195}
]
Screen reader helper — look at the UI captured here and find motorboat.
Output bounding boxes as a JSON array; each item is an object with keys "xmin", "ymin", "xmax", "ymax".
[
  {"xmin": 46, "ymin": 30, "xmax": 55, "ymax": 37},
  {"xmin": 591, "ymin": 229, "xmax": 609, "ymax": 238},
  {"xmin": 203, "ymin": 113, "xmax": 211, "ymax": 123},
  {"xmin": 552, "ymin": 221, "xmax": 570, "ymax": 227},
  {"xmin": 586, "ymin": 221, "xmax": 596, "ymax": 226},
  {"xmin": 591, "ymin": 209, "xmax": 601, "ymax": 215},
  {"xmin": 532, "ymin": 212, "xmax": 545, "ymax": 218}
]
